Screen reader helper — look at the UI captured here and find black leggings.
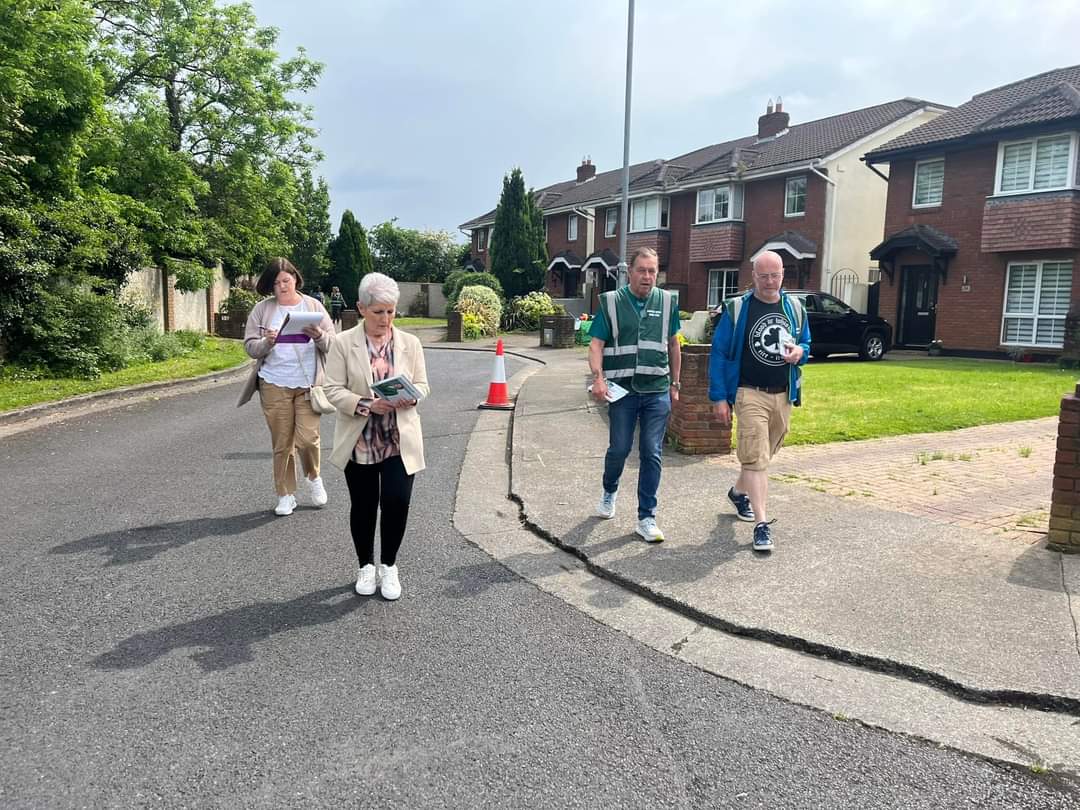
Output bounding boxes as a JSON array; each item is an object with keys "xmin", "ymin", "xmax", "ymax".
[{"xmin": 344, "ymin": 456, "xmax": 415, "ymax": 567}]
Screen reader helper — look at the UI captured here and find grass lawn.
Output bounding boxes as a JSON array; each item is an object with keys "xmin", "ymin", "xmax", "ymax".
[
  {"xmin": 0, "ymin": 338, "xmax": 248, "ymax": 412},
  {"xmin": 787, "ymin": 357, "xmax": 1077, "ymax": 445},
  {"xmin": 394, "ymin": 317, "xmax": 446, "ymax": 328}
]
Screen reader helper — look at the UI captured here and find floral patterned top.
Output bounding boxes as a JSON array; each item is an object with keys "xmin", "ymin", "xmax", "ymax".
[{"xmin": 353, "ymin": 332, "xmax": 400, "ymax": 464}]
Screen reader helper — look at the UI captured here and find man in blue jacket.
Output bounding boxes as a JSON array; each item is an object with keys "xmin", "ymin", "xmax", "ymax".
[{"xmin": 708, "ymin": 250, "xmax": 810, "ymax": 552}]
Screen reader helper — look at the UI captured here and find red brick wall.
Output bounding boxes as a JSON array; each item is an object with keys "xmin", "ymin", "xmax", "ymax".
[
  {"xmin": 981, "ymin": 192, "xmax": 1080, "ymax": 253},
  {"xmin": 688, "ymin": 222, "xmax": 746, "ymax": 263},
  {"xmin": 880, "ymin": 146, "xmax": 1080, "ymax": 352},
  {"xmin": 667, "ymin": 345, "xmax": 731, "ymax": 454},
  {"xmin": 1050, "ymin": 382, "xmax": 1080, "ymax": 553},
  {"xmin": 471, "ymin": 226, "xmax": 489, "ymax": 257},
  {"xmin": 596, "ymin": 205, "xmax": 620, "ymax": 254},
  {"xmin": 742, "ymin": 173, "xmax": 827, "ymax": 291},
  {"xmin": 546, "ymin": 212, "xmax": 587, "ymax": 258}
]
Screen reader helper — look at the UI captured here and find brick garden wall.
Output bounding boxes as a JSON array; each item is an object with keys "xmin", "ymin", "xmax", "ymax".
[
  {"xmin": 1050, "ymin": 381, "xmax": 1080, "ymax": 553},
  {"xmin": 667, "ymin": 344, "xmax": 731, "ymax": 454}
]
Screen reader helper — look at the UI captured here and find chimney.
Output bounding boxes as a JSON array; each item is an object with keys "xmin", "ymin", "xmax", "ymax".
[
  {"xmin": 757, "ymin": 97, "xmax": 790, "ymax": 140},
  {"xmin": 576, "ymin": 157, "xmax": 596, "ymax": 183}
]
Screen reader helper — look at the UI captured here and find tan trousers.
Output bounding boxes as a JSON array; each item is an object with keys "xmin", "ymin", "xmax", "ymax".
[{"xmin": 258, "ymin": 382, "xmax": 321, "ymax": 496}]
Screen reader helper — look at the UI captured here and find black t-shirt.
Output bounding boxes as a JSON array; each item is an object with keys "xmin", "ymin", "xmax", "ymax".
[{"xmin": 739, "ymin": 295, "xmax": 792, "ymax": 390}]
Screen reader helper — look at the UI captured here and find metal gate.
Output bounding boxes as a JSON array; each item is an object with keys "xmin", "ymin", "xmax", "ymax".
[{"xmin": 829, "ymin": 268, "xmax": 859, "ymax": 303}]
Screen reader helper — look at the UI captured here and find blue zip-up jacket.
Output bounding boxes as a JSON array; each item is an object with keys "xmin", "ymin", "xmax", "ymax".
[{"xmin": 708, "ymin": 289, "xmax": 811, "ymax": 406}]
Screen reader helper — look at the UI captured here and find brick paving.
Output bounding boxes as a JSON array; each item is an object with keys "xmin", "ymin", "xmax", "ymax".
[{"xmin": 705, "ymin": 417, "xmax": 1057, "ymax": 543}]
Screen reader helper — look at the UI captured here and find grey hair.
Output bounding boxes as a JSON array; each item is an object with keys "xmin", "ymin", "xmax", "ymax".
[
  {"xmin": 628, "ymin": 246, "xmax": 658, "ymax": 269},
  {"xmin": 357, "ymin": 272, "xmax": 400, "ymax": 307}
]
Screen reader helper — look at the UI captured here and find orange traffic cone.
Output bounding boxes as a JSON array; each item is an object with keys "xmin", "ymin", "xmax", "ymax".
[{"xmin": 478, "ymin": 338, "xmax": 514, "ymax": 410}]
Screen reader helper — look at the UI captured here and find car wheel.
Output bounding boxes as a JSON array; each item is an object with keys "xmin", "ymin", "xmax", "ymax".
[{"xmin": 860, "ymin": 332, "xmax": 885, "ymax": 361}]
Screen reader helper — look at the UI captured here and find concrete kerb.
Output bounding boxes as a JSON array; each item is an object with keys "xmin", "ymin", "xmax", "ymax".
[
  {"xmin": 456, "ymin": 363, "xmax": 1080, "ymax": 778},
  {"xmin": 497, "ymin": 358, "xmax": 1080, "ymax": 717},
  {"xmin": 0, "ymin": 361, "xmax": 251, "ymax": 427}
]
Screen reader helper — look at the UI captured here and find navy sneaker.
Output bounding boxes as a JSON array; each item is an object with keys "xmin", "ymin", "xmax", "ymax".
[
  {"xmin": 753, "ymin": 521, "xmax": 775, "ymax": 552},
  {"xmin": 727, "ymin": 487, "xmax": 755, "ymax": 522}
]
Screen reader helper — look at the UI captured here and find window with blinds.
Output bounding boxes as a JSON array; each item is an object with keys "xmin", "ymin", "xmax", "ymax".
[
  {"xmin": 1001, "ymin": 260, "xmax": 1073, "ymax": 347},
  {"xmin": 913, "ymin": 158, "xmax": 944, "ymax": 206},
  {"xmin": 997, "ymin": 134, "xmax": 1075, "ymax": 193}
]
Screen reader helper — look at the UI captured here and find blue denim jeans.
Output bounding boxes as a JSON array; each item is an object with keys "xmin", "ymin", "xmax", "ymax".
[{"xmin": 602, "ymin": 391, "xmax": 672, "ymax": 520}]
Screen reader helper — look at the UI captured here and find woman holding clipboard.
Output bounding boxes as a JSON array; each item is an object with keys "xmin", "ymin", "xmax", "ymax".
[
  {"xmin": 322, "ymin": 272, "xmax": 428, "ymax": 601},
  {"xmin": 236, "ymin": 257, "xmax": 335, "ymax": 516}
]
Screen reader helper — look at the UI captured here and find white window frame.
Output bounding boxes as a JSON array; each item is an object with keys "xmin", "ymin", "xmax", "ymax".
[
  {"xmin": 993, "ymin": 132, "xmax": 1078, "ymax": 196},
  {"xmin": 476, "ymin": 228, "xmax": 487, "ymax": 252},
  {"xmin": 707, "ymin": 268, "xmax": 740, "ymax": 308},
  {"xmin": 629, "ymin": 196, "xmax": 670, "ymax": 233},
  {"xmin": 567, "ymin": 213, "xmax": 578, "ymax": 242},
  {"xmin": 1000, "ymin": 259, "xmax": 1073, "ymax": 348},
  {"xmin": 605, "ymin": 207, "xmax": 617, "ymax": 237},
  {"xmin": 912, "ymin": 158, "xmax": 945, "ymax": 208},
  {"xmin": 784, "ymin": 175, "xmax": 807, "ymax": 217}
]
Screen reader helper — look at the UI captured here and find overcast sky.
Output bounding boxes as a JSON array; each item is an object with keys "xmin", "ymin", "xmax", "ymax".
[{"xmin": 248, "ymin": 0, "xmax": 1080, "ymax": 241}]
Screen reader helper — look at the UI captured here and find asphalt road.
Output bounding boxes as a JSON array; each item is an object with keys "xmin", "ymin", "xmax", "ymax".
[{"xmin": 1, "ymin": 348, "xmax": 1076, "ymax": 809}]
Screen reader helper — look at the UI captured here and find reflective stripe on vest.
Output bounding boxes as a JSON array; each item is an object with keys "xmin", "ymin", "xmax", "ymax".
[{"xmin": 600, "ymin": 286, "xmax": 672, "ymax": 392}]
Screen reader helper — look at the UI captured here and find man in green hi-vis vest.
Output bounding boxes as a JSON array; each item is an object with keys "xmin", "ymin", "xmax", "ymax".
[{"xmin": 588, "ymin": 247, "xmax": 682, "ymax": 543}]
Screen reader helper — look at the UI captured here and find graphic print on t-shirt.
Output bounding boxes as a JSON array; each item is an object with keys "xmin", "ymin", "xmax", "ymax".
[{"xmin": 747, "ymin": 312, "xmax": 793, "ymax": 367}]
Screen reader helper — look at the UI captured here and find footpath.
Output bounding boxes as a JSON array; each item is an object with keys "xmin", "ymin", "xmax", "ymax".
[{"xmin": 440, "ymin": 331, "xmax": 1080, "ymax": 716}]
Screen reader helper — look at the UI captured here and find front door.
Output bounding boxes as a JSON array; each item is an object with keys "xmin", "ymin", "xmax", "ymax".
[{"xmin": 899, "ymin": 265, "xmax": 938, "ymax": 346}]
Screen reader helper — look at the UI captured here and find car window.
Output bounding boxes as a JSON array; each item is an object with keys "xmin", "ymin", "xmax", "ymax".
[
  {"xmin": 819, "ymin": 295, "xmax": 851, "ymax": 315},
  {"xmin": 800, "ymin": 294, "xmax": 817, "ymax": 312}
]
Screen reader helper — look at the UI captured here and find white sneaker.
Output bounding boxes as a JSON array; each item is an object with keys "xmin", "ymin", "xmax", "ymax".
[
  {"xmin": 355, "ymin": 564, "xmax": 377, "ymax": 596},
  {"xmin": 378, "ymin": 563, "xmax": 401, "ymax": 600},
  {"xmin": 596, "ymin": 490, "xmax": 617, "ymax": 519},
  {"xmin": 636, "ymin": 517, "xmax": 665, "ymax": 543},
  {"xmin": 306, "ymin": 476, "xmax": 328, "ymax": 507},
  {"xmin": 274, "ymin": 494, "xmax": 297, "ymax": 516}
]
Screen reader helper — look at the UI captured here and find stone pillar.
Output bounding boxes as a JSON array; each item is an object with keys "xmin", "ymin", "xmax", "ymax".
[
  {"xmin": 666, "ymin": 344, "xmax": 731, "ymax": 455},
  {"xmin": 340, "ymin": 309, "xmax": 359, "ymax": 331},
  {"xmin": 446, "ymin": 311, "xmax": 463, "ymax": 342},
  {"xmin": 539, "ymin": 314, "xmax": 575, "ymax": 348},
  {"xmin": 162, "ymin": 270, "xmax": 177, "ymax": 333},
  {"xmin": 1049, "ymin": 381, "xmax": 1080, "ymax": 553}
]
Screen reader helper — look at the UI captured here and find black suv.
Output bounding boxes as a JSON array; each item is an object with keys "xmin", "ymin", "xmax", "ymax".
[{"xmin": 786, "ymin": 291, "xmax": 893, "ymax": 361}]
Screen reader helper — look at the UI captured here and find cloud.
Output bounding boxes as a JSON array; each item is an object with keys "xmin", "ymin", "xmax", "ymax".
[{"xmin": 248, "ymin": 0, "xmax": 1080, "ymax": 235}]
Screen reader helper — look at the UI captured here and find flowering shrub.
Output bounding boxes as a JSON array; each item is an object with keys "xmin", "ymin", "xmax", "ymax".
[
  {"xmin": 455, "ymin": 285, "xmax": 502, "ymax": 337},
  {"xmin": 461, "ymin": 312, "xmax": 484, "ymax": 340},
  {"xmin": 505, "ymin": 291, "xmax": 560, "ymax": 331}
]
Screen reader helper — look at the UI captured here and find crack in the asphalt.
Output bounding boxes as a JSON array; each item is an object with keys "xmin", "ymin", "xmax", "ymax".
[
  {"xmin": 1061, "ymin": 554, "xmax": 1080, "ymax": 665},
  {"xmin": 504, "ymin": 408, "xmax": 1080, "ymax": 718}
]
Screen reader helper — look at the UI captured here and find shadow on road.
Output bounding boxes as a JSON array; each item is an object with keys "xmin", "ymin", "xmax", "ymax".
[
  {"xmin": 51, "ymin": 511, "xmax": 279, "ymax": 565},
  {"xmin": 91, "ymin": 584, "xmax": 360, "ymax": 672}
]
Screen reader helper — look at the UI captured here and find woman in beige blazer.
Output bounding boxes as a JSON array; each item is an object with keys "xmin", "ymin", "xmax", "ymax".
[{"xmin": 323, "ymin": 272, "xmax": 428, "ymax": 601}]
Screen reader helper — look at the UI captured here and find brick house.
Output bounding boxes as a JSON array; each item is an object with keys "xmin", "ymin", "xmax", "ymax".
[
  {"xmin": 864, "ymin": 65, "xmax": 1080, "ymax": 355},
  {"xmin": 460, "ymin": 98, "xmax": 946, "ymax": 313}
]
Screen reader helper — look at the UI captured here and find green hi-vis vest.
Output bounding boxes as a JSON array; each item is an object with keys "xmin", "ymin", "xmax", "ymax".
[{"xmin": 600, "ymin": 286, "xmax": 674, "ymax": 393}]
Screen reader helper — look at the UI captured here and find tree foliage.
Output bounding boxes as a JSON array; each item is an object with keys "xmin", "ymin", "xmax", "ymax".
[
  {"xmin": 488, "ymin": 168, "xmax": 547, "ymax": 298},
  {"xmin": 327, "ymin": 210, "xmax": 372, "ymax": 305},
  {"xmin": 0, "ymin": 0, "xmax": 332, "ymax": 375},
  {"xmin": 368, "ymin": 220, "xmax": 468, "ymax": 283}
]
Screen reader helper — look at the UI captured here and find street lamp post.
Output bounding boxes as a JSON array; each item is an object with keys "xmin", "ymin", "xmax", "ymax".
[{"xmin": 616, "ymin": 0, "xmax": 634, "ymax": 289}]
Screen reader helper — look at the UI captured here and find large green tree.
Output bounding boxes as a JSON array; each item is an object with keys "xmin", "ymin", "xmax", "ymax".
[
  {"xmin": 488, "ymin": 168, "xmax": 547, "ymax": 298},
  {"xmin": 287, "ymin": 170, "xmax": 332, "ymax": 292},
  {"xmin": 327, "ymin": 210, "xmax": 372, "ymax": 305},
  {"xmin": 369, "ymin": 220, "xmax": 467, "ymax": 283},
  {"xmin": 89, "ymin": 0, "xmax": 323, "ymax": 277}
]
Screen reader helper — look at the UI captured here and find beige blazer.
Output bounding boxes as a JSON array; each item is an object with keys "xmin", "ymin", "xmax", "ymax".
[
  {"xmin": 235, "ymin": 295, "xmax": 336, "ymax": 407},
  {"xmin": 323, "ymin": 326, "xmax": 429, "ymax": 475}
]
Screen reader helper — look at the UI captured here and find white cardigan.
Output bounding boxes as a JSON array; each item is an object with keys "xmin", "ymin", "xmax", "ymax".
[{"xmin": 322, "ymin": 326, "xmax": 429, "ymax": 475}]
